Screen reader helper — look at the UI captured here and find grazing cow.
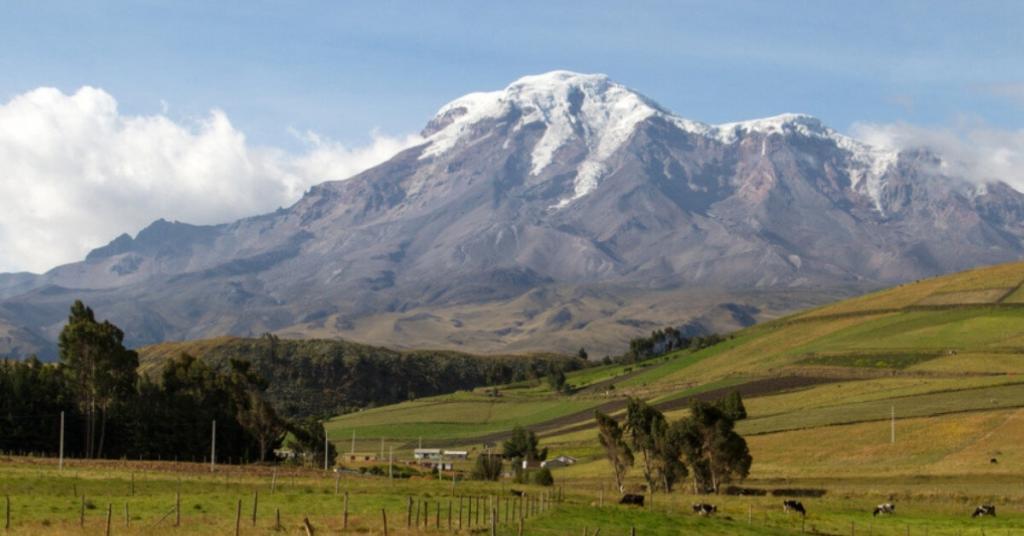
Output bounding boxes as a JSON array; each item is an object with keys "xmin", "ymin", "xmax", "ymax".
[
  {"xmin": 872, "ymin": 503, "xmax": 895, "ymax": 516},
  {"xmin": 510, "ymin": 489, "xmax": 524, "ymax": 497},
  {"xmin": 691, "ymin": 503, "xmax": 717, "ymax": 516},
  {"xmin": 990, "ymin": 458, "xmax": 998, "ymax": 464},
  {"xmin": 972, "ymin": 505, "xmax": 996, "ymax": 518},
  {"xmin": 619, "ymin": 494, "xmax": 645, "ymax": 507},
  {"xmin": 783, "ymin": 500, "xmax": 806, "ymax": 516}
]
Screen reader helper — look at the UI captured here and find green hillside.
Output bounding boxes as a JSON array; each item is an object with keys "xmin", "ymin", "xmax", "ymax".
[
  {"xmin": 327, "ymin": 261, "xmax": 1024, "ymax": 487},
  {"xmin": 137, "ymin": 335, "xmax": 579, "ymax": 418}
]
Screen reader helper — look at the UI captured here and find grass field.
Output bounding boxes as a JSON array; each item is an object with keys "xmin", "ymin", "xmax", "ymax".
[{"xmin": 1, "ymin": 457, "xmax": 1023, "ymax": 534}]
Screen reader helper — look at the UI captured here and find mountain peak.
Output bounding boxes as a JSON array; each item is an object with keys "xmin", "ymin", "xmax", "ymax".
[
  {"xmin": 421, "ymin": 71, "xmax": 669, "ymax": 207},
  {"xmin": 714, "ymin": 113, "xmax": 828, "ymax": 141},
  {"xmin": 506, "ymin": 70, "xmax": 613, "ymax": 90},
  {"xmin": 421, "ymin": 71, "xmax": 661, "ymax": 155}
]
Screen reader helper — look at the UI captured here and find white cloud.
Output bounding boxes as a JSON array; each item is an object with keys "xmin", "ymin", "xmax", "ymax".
[
  {"xmin": 851, "ymin": 118, "xmax": 1024, "ymax": 191},
  {"xmin": 0, "ymin": 86, "xmax": 423, "ymax": 273}
]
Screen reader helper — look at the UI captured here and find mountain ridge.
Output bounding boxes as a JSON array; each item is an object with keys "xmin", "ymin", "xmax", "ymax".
[{"xmin": 2, "ymin": 70, "xmax": 1023, "ymax": 359}]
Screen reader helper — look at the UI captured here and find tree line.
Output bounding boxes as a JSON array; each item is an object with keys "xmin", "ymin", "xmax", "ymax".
[
  {"xmin": 141, "ymin": 333, "xmax": 584, "ymax": 418},
  {"xmin": 0, "ymin": 301, "xmax": 333, "ymax": 464},
  {"xmin": 2, "ymin": 300, "xmax": 583, "ymax": 462},
  {"xmin": 595, "ymin": 392, "xmax": 750, "ymax": 494},
  {"xmin": 610, "ymin": 327, "xmax": 728, "ymax": 364}
]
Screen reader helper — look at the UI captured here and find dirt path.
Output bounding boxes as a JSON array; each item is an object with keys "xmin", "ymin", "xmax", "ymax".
[{"xmin": 457, "ymin": 375, "xmax": 841, "ymax": 446}]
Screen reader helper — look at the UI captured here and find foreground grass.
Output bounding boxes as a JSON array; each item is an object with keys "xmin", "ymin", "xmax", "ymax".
[{"xmin": 2, "ymin": 457, "xmax": 1024, "ymax": 535}]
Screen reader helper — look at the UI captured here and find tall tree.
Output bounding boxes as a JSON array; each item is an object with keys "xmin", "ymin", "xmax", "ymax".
[
  {"xmin": 287, "ymin": 417, "xmax": 336, "ymax": 468},
  {"xmin": 58, "ymin": 301, "xmax": 138, "ymax": 458},
  {"xmin": 595, "ymin": 410, "xmax": 633, "ymax": 494},
  {"xmin": 624, "ymin": 398, "xmax": 686, "ymax": 492},
  {"xmin": 669, "ymin": 400, "xmax": 751, "ymax": 494},
  {"xmin": 502, "ymin": 425, "xmax": 547, "ymax": 461},
  {"xmin": 624, "ymin": 397, "xmax": 663, "ymax": 492},
  {"xmin": 716, "ymin": 390, "xmax": 748, "ymax": 421},
  {"xmin": 227, "ymin": 359, "xmax": 285, "ymax": 462},
  {"xmin": 650, "ymin": 416, "xmax": 687, "ymax": 492}
]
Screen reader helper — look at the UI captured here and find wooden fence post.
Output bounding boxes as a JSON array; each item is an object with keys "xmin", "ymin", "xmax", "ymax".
[
  {"xmin": 406, "ymin": 496, "xmax": 413, "ymax": 528},
  {"xmin": 381, "ymin": 509, "xmax": 389, "ymax": 536},
  {"xmin": 448, "ymin": 499, "xmax": 452, "ymax": 530},
  {"xmin": 303, "ymin": 517, "xmax": 315, "ymax": 536},
  {"xmin": 436, "ymin": 500, "xmax": 440, "ymax": 529},
  {"xmin": 4, "ymin": 495, "xmax": 9, "ymax": 530},
  {"xmin": 343, "ymin": 491, "xmax": 349, "ymax": 529},
  {"xmin": 175, "ymin": 491, "xmax": 181, "ymax": 527},
  {"xmin": 124, "ymin": 502, "xmax": 129, "ymax": 528},
  {"xmin": 104, "ymin": 503, "xmax": 112, "ymax": 536},
  {"xmin": 459, "ymin": 496, "xmax": 464, "ymax": 530},
  {"xmin": 234, "ymin": 499, "xmax": 242, "ymax": 536},
  {"xmin": 491, "ymin": 506, "xmax": 497, "ymax": 536},
  {"xmin": 80, "ymin": 496, "xmax": 85, "ymax": 527},
  {"xmin": 252, "ymin": 490, "xmax": 259, "ymax": 527},
  {"xmin": 275, "ymin": 508, "xmax": 281, "ymax": 531}
]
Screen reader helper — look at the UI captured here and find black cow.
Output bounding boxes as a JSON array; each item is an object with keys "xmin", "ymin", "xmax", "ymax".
[
  {"xmin": 783, "ymin": 500, "xmax": 806, "ymax": 516},
  {"xmin": 510, "ymin": 489, "xmax": 524, "ymax": 497},
  {"xmin": 972, "ymin": 505, "xmax": 996, "ymax": 518},
  {"xmin": 872, "ymin": 503, "xmax": 895, "ymax": 516},
  {"xmin": 990, "ymin": 458, "xmax": 998, "ymax": 464},
  {"xmin": 692, "ymin": 503, "xmax": 717, "ymax": 516},
  {"xmin": 619, "ymin": 494, "xmax": 645, "ymax": 507}
]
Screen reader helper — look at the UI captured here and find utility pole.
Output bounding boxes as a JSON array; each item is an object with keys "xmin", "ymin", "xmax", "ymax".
[
  {"xmin": 890, "ymin": 406, "xmax": 895, "ymax": 444},
  {"xmin": 59, "ymin": 411, "xmax": 65, "ymax": 471},
  {"xmin": 324, "ymin": 427, "xmax": 330, "ymax": 471},
  {"xmin": 210, "ymin": 420, "xmax": 217, "ymax": 472}
]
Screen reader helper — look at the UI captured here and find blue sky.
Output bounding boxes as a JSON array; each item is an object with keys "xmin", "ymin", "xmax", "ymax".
[
  {"xmin": 1, "ymin": 1, "xmax": 1024, "ymax": 273},
  {"xmin": 3, "ymin": 1, "xmax": 1023, "ymax": 147}
]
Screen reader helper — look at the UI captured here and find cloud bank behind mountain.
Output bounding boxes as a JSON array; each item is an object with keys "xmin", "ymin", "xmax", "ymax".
[{"xmin": 0, "ymin": 86, "xmax": 422, "ymax": 273}]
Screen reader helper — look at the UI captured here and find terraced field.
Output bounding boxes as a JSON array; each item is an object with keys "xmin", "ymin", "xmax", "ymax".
[{"xmin": 328, "ymin": 261, "xmax": 1024, "ymax": 492}]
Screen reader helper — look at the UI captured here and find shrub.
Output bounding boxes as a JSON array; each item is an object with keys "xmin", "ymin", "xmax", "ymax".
[
  {"xmin": 532, "ymin": 467, "xmax": 554, "ymax": 487},
  {"xmin": 470, "ymin": 454, "xmax": 503, "ymax": 481}
]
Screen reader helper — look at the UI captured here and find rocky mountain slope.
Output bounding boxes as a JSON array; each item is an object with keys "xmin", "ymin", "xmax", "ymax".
[{"xmin": 3, "ymin": 71, "xmax": 1023, "ymax": 359}]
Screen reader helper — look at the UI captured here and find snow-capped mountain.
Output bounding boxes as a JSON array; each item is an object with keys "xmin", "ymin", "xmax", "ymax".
[{"xmin": 3, "ymin": 71, "xmax": 1024, "ymax": 359}]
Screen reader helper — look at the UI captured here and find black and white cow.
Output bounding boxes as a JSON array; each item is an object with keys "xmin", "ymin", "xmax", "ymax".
[
  {"xmin": 872, "ymin": 503, "xmax": 895, "ymax": 516},
  {"xmin": 972, "ymin": 505, "xmax": 996, "ymax": 518},
  {"xmin": 619, "ymin": 494, "xmax": 645, "ymax": 507},
  {"xmin": 692, "ymin": 503, "xmax": 717, "ymax": 516},
  {"xmin": 510, "ymin": 489, "xmax": 524, "ymax": 497},
  {"xmin": 783, "ymin": 500, "xmax": 806, "ymax": 516}
]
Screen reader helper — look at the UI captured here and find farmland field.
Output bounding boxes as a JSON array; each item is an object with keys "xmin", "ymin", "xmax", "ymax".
[{"xmin": 315, "ymin": 261, "xmax": 1024, "ymax": 533}]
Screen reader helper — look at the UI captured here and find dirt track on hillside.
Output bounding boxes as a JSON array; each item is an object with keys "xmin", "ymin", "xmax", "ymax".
[{"xmin": 454, "ymin": 375, "xmax": 840, "ymax": 447}]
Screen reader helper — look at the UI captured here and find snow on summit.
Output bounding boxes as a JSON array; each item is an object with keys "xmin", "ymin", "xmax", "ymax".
[
  {"xmin": 421, "ymin": 71, "xmax": 897, "ymax": 209},
  {"xmin": 421, "ymin": 71, "xmax": 664, "ymax": 207}
]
